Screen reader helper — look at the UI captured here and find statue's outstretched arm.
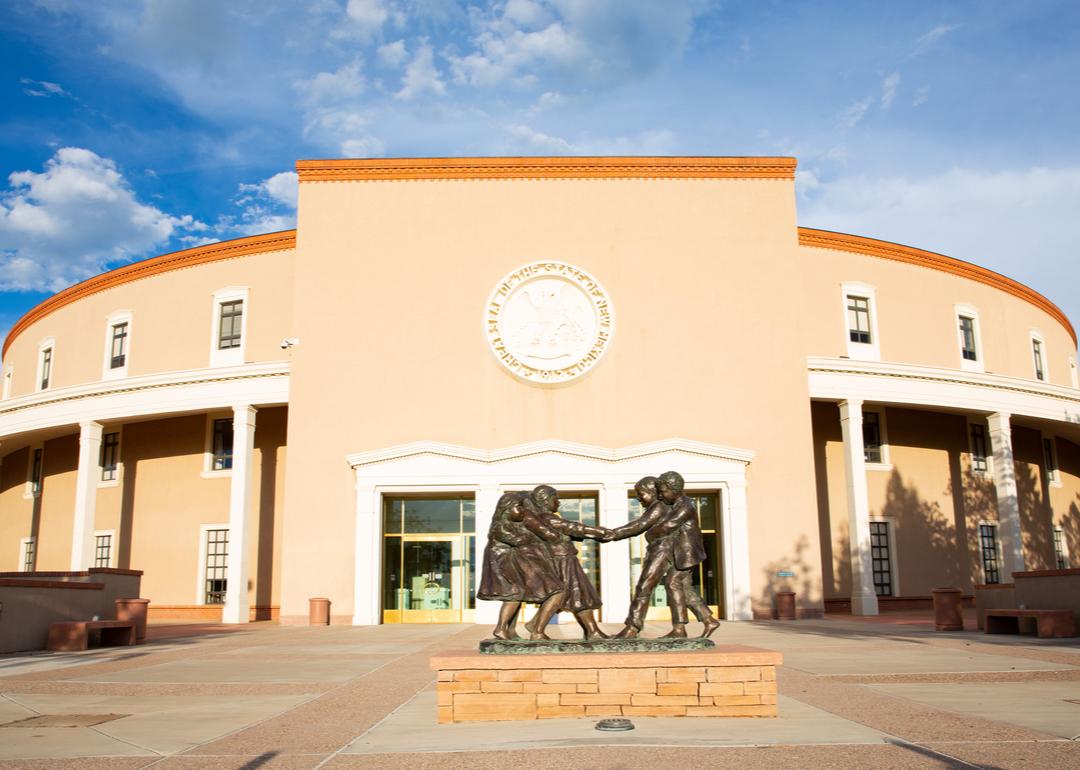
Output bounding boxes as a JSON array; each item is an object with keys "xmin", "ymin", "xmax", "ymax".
[
  {"xmin": 608, "ymin": 502, "xmax": 667, "ymax": 540},
  {"xmin": 522, "ymin": 514, "xmax": 562, "ymax": 542}
]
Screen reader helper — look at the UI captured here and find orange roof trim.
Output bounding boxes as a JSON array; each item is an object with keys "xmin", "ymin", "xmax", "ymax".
[
  {"xmin": 296, "ymin": 155, "xmax": 797, "ymax": 182},
  {"xmin": 3, "ymin": 230, "xmax": 296, "ymax": 358},
  {"xmin": 799, "ymin": 227, "xmax": 1076, "ymax": 346}
]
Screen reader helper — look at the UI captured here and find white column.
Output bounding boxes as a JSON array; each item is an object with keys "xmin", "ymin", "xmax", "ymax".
[
  {"xmin": 222, "ymin": 405, "xmax": 256, "ymax": 624},
  {"xmin": 838, "ymin": 400, "xmax": 879, "ymax": 615},
  {"xmin": 474, "ymin": 484, "xmax": 502, "ymax": 626},
  {"xmin": 599, "ymin": 478, "xmax": 631, "ymax": 624},
  {"xmin": 723, "ymin": 476, "xmax": 754, "ymax": 621},
  {"xmin": 352, "ymin": 481, "xmax": 380, "ymax": 625},
  {"xmin": 69, "ymin": 421, "xmax": 104, "ymax": 571},
  {"xmin": 988, "ymin": 412, "xmax": 1026, "ymax": 577}
]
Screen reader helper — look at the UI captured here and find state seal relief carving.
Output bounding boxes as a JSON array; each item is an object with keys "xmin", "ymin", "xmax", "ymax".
[{"xmin": 485, "ymin": 262, "xmax": 615, "ymax": 384}]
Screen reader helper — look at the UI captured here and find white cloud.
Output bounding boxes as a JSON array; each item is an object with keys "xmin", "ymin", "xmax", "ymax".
[
  {"xmin": 396, "ymin": 43, "xmax": 446, "ymax": 100},
  {"xmin": 837, "ymin": 97, "xmax": 873, "ymax": 130},
  {"xmin": 341, "ymin": 135, "xmax": 386, "ymax": 157},
  {"xmin": 880, "ymin": 72, "xmax": 900, "ymax": 109},
  {"xmin": 505, "ymin": 123, "xmax": 575, "ymax": 153},
  {"xmin": 0, "ymin": 148, "xmax": 203, "ymax": 291},
  {"xmin": 302, "ymin": 107, "xmax": 384, "ymax": 157},
  {"xmin": 377, "ymin": 39, "xmax": 408, "ymax": 68},
  {"xmin": 502, "ymin": 124, "xmax": 676, "ymax": 155},
  {"xmin": 912, "ymin": 86, "xmax": 930, "ymax": 107},
  {"xmin": 799, "ymin": 166, "xmax": 1080, "ymax": 326},
  {"xmin": 296, "ymin": 58, "xmax": 366, "ymax": 108},
  {"xmin": 913, "ymin": 24, "xmax": 958, "ymax": 56},
  {"xmin": 20, "ymin": 78, "xmax": 69, "ymax": 98},
  {"xmin": 346, "ymin": 0, "xmax": 389, "ymax": 32},
  {"xmin": 527, "ymin": 90, "xmax": 566, "ymax": 114},
  {"xmin": 239, "ymin": 171, "xmax": 298, "ymax": 209}
]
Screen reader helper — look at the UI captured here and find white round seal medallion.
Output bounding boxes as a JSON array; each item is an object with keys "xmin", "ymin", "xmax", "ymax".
[{"xmin": 485, "ymin": 261, "xmax": 614, "ymax": 384}]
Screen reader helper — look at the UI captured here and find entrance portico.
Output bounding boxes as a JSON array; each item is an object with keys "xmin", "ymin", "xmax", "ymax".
[{"xmin": 346, "ymin": 438, "xmax": 755, "ymax": 626}]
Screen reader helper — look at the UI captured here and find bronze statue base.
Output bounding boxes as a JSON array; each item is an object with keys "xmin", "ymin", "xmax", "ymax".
[{"xmin": 479, "ymin": 637, "xmax": 715, "ymax": 655}]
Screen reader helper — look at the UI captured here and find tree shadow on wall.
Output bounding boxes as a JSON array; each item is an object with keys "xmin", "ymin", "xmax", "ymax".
[{"xmin": 757, "ymin": 535, "xmax": 816, "ymax": 617}]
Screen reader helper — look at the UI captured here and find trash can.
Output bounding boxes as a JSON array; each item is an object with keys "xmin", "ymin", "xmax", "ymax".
[
  {"xmin": 932, "ymin": 587, "xmax": 963, "ymax": 631},
  {"xmin": 115, "ymin": 598, "xmax": 150, "ymax": 642},
  {"xmin": 309, "ymin": 597, "xmax": 331, "ymax": 626},
  {"xmin": 775, "ymin": 590, "xmax": 796, "ymax": 620}
]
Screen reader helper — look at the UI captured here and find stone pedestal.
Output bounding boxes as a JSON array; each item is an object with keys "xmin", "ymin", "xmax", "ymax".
[
  {"xmin": 430, "ymin": 645, "xmax": 781, "ymax": 723},
  {"xmin": 932, "ymin": 587, "xmax": 963, "ymax": 631}
]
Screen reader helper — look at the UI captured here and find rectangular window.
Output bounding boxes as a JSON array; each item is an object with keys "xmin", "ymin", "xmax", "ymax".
[
  {"xmin": 218, "ymin": 300, "xmax": 243, "ymax": 350},
  {"xmin": 959, "ymin": 316, "xmax": 978, "ymax": 361},
  {"xmin": 1043, "ymin": 437, "xmax": 1059, "ymax": 484},
  {"xmin": 979, "ymin": 524, "xmax": 1000, "ymax": 585},
  {"xmin": 211, "ymin": 419, "xmax": 234, "ymax": 471},
  {"xmin": 22, "ymin": 537, "xmax": 35, "ymax": 572},
  {"xmin": 1054, "ymin": 527, "xmax": 1068, "ymax": 569},
  {"xmin": 110, "ymin": 322, "xmax": 128, "ymax": 369},
  {"xmin": 969, "ymin": 424, "xmax": 989, "ymax": 473},
  {"xmin": 30, "ymin": 448, "xmax": 43, "ymax": 495},
  {"xmin": 39, "ymin": 347, "xmax": 52, "ymax": 390},
  {"xmin": 863, "ymin": 411, "xmax": 883, "ymax": 464},
  {"xmin": 869, "ymin": 521, "xmax": 893, "ymax": 596},
  {"xmin": 1032, "ymin": 339, "xmax": 1045, "ymax": 381},
  {"xmin": 204, "ymin": 528, "xmax": 229, "ymax": 604},
  {"xmin": 94, "ymin": 534, "xmax": 112, "ymax": 568},
  {"xmin": 100, "ymin": 432, "xmax": 120, "ymax": 482},
  {"xmin": 847, "ymin": 296, "xmax": 872, "ymax": 344}
]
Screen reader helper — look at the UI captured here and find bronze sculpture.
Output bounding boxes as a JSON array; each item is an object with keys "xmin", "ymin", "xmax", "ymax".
[{"xmin": 479, "ymin": 474, "xmax": 719, "ymax": 642}]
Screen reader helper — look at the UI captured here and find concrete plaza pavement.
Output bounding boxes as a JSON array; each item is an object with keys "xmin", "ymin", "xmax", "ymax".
[{"xmin": 0, "ymin": 614, "xmax": 1077, "ymax": 769}]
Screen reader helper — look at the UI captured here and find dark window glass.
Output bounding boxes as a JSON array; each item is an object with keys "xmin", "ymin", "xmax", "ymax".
[
  {"xmin": 847, "ymin": 296, "xmax": 872, "ymax": 344},
  {"xmin": 870, "ymin": 521, "xmax": 892, "ymax": 596},
  {"xmin": 403, "ymin": 499, "xmax": 463, "ymax": 533},
  {"xmin": 1054, "ymin": 528, "xmax": 1068, "ymax": 569},
  {"xmin": 218, "ymin": 301, "xmax": 243, "ymax": 349},
  {"xmin": 94, "ymin": 534, "xmax": 112, "ymax": 568},
  {"xmin": 383, "ymin": 498, "xmax": 403, "ymax": 535},
  {"xmin": 1043, "ymin": 437, "xmax": 1058, "ymax": 480},
  {"xmin": 863, "ymin": 412, "xmax": 883, "ymax": 463},
  {"xmin": 465, "ymin": 534, "xmax": 476, "ymax": 610},
  {"xmin": 1033, "ymin": 339, "xmax": 1045, "ymax": 380},
  {"xmin": 30, "ymin": 448, "xmax": 43, "ymax": 494},
  {"xmin": 204, "ymin": 528, "xmax": 229, "ymax": 604},
  {"xmin": 23, "ymin": 538, "xmax": 35, "ymax": 572},
  {"xmin": 383, "ymin": 535, "xmax": 402, "ymax": 611},
  {"xmin": 40, "ymin": 348, "xmax": 52, "ymax": 389},
  {"xmin": 462, "ymin": 499, "xmax": 476, "ymax": 534},
  {"xmin": 979, "ymin": 524, "xmax": 1000, "ymax": 585},
  {"xmin": 100, "ymin": 432, "xmax": 120, "ymax": 481},
  {"xmin": 959, "ymin": 316, "xmax": 977, "ymax": 361},
  {"xmin": 212, "ymin": 419, "xmax": 233, "ymax": 470},
  {"xmin": 969, "ymin": 424, "xmax": 988, "ymax": 473},
  {"xmin": 110, "ymin": 323, "xmax": 128, "ymax": 369}
]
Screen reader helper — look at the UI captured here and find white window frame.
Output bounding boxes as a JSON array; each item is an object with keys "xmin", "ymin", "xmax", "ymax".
[
  {"xmin": 1053, "ymin": 526, "xmax": 1070, "ymax": 569},
  {"xmin": 841, "ymin": 282, "xmax": 881, "ymax": 361},
  {"xmin": 1029, "ymin": 331, "xmax": 1047, "ymax": 382},
  {"xmin": 18, "ymin": 536, "xmax": 35, "ymax": 573},
  {"xmin": 862, "ymin": 407, "xmax": 892, "ymax": 471},
  {"xmin": 1041, "ymin": 433, "xmax": 1061, "ymax": 488},
  {"xmin": 965, "ymin": 418, "xmax": 993, "ymax": 477},
  {"xmin": 92, "ymin": 529, "xmax": 117, "ymax": 568},
  {"xmin": 954, "ymin": 304, "xmax": 984, "ymax": 373},
  {"xmin": 201, "ymin": 412, "xmax": 234, "ymax": 478},
  {"xmin": 196, "ymin": 523, "xmax": 230, "ymax": 605},
  {"xmin": 102, "ymin": 310, "xmax": 133, "ymax": 380},
  {"xmin": 36, "ymin": 337, "xmax": 55, "ymax": 392},
  {"xmin": 98, "ymin": 426, "xmax": 123, "ymax": 488},
  {"xmin": 209, "ymin": 286, "xmax": 249, "ymax": 368},
  {"xmin": 868, "ymin": 516, "xmax": 901, "ymax": 596},
  {"xmin": 977, "ymin": 520, "xmax": 1004, "ymax": 585},
  {"xmin": 1069, "ymin": 357, "xmax": 1078, "ymax": 389},
  {"xmin": 24, "ymin": 444, "xmax": 43, "ymax": 499},
  {"xmin": 2, "ymin": 365, "xmax": 11, "ymax": 400}
]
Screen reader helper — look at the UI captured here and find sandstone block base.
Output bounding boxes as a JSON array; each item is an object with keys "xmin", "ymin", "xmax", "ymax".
[{"xmin": 430, "ymin": 645, "xmax": 781, "ymax": 723}]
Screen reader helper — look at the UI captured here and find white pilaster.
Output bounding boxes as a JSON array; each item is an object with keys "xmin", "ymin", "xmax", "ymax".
[
  {"xmin": 723, "ymin": 478, "xmax": 754, "ymax": 620},
  {"xmin": 474, "ymin": 484, "xmax": 502, "ymax": 625},
  {"xmin": 987, "ymin": 412, "xmax": 1026, "ymax": 577},
  {"xmin": 70, "ymin": 421, "xmax": 103, "ymax": 571},
  {"xmin": 599, "ymin": 478, "xmax": 631, "ymax": 624},
  {"xmin": 838, "ymin": 400, "xmax": 879, "ymax": 615},
  {"xmin": 222, "ymin": 405, "xmax": 256, "ymax": 624},
  {"xmin": 352, "ymin": 482, "xmax": 380, "ymax": 625}
]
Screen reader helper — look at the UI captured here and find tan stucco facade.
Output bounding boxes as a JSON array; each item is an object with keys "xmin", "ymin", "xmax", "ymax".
[{"xmin": 1, "ymin": 156, "xmax": 1077, "ymax": 626}]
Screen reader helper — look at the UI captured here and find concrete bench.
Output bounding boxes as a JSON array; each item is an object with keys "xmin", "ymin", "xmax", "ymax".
[
  {"xmin": 984, "ymin": 609, "xmax": 1077, "ymax": 639},
  {"xmin": 47, "ymin": 620, "xmax": 136, "ymax": 652}
]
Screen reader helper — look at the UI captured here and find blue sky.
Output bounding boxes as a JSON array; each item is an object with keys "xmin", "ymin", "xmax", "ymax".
[{"xmin": 2, "ymin": 0, "xmax": 1079, "ymax": 347}]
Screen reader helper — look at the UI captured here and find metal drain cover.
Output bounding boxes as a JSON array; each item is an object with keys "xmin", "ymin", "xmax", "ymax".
[
  {"xmin": 595, "ymin": 718, "xmax": 634, "ymax": 732},
  {"xmin": 2, "ymin": 714, "xmax": 128, "ymax": 728}
]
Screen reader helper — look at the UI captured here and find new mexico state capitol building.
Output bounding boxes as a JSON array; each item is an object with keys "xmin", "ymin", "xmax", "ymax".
[{"xmin": 1, "ymin": 156, "xmax": 1078, "ymax": 627}]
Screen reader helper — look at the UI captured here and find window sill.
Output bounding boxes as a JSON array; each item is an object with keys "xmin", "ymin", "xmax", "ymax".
[
  {"xmin": 1049, "ymin": 479, "xmax": 1063, "ymax": 489},
  {"xmin": 97, "ymin": 480, "xmax": 121, "ymax": 489},
  {"xmin": 865, "ymin": 462, "xmax": 894, "ymax": 473},
  {"xmin": 200, "ymin": 470, "xmax": 233, "ymax": 479}
]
